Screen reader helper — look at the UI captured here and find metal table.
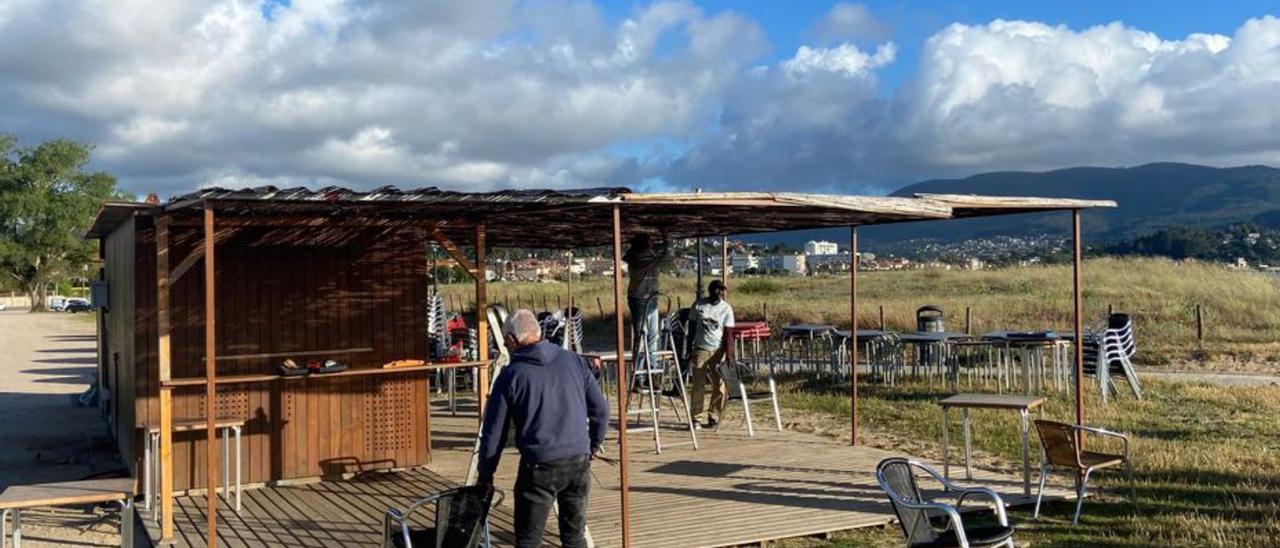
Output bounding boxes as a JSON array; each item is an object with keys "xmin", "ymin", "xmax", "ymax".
[
  {"xmin": 898, "ymin": 332, "xmax": 973, "ymax": 385},
  {"xmin": 938, "ymin": 393, "xmax": 1045, "ymax": 496},
  {"xmin": 983, "ymin": 331, "xmax": 1073, "ymax": 395}
]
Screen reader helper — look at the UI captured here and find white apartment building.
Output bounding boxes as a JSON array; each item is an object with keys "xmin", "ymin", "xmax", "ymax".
[{"xmin": 804, "ymin": 240, "xmax": 839, "ymax": 255}]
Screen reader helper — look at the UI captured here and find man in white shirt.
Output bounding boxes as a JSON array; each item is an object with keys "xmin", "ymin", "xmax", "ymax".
[{"xmin": 687, "ymin": 280, "xmax": 734, "ymax": 429}]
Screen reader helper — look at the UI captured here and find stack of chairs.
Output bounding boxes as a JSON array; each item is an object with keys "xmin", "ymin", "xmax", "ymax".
[{"xmin": 1083, "ymin": 313, "xmax": 1143, "ymax": 403}]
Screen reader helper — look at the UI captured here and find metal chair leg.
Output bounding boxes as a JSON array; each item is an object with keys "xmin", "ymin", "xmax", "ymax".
[
  {"xmin": 1034, "ymin": 464, "xmax": 1049, "ymax": 518},
  {"xmin": 1073, "ymin": 468, "xmax": 1094, "ymax": 524},
  {"xmin": 1126, "ymin": 460, "xmax": 1140, "ymax": 514}
]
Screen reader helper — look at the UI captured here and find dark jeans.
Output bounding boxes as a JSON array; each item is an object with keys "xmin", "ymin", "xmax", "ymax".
[{"xmin": 514, "ymin": 455, "xmax": 591, "ymax": 548}]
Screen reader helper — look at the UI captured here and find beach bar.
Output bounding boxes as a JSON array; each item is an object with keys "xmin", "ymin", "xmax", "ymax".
[{"xmin": 86, "ymin": 187, "xmax": 1113, "ymax": 546}]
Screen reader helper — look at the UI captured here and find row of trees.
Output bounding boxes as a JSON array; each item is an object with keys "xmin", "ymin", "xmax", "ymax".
[{"xmin": 0, "ymin": 136, "xmax": 124, "ymax": 311}]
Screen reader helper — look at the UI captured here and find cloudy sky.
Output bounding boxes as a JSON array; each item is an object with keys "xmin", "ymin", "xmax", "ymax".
[{"xmin": 2, "ymin": 0, "xmax": 1279, "ymax": 197}]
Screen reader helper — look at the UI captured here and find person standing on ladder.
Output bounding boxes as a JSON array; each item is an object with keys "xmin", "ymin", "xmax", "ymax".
[
  {"xmin": 476, "ymin": 310, "xmax": 609, "ymax": 548},
  {"xmin": 623, "ymin": 232, "xmax": 670, "ymax": 370},
  {"xmin": 689, "ymin": 280, "xmax": 735, "ymax": 429}
]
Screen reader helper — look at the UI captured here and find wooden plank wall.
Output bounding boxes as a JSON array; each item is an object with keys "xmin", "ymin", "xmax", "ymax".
[
  {"xmin": 130, "ymin": 221, "xmax": 431, "ymax": 491},
  {"xmin": 104, "ymin": 217, "xmax": 138, "ymax": 472}
]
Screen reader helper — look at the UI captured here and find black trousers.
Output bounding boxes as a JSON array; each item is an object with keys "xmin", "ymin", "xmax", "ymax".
[{"xmin": 514, "ymin": 454, "xmax": 591, "ymax": 548}]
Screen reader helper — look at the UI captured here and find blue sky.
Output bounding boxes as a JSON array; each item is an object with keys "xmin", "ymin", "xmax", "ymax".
[
  {"xmin": 598, "ymin": 0, "xmax": 1280, "ymax": 92},
  {"xmin": 2, "ymin": 1, "xmax": 1279, "ymax": 196}
]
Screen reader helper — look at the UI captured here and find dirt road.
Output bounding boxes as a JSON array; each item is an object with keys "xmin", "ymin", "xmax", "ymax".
[{"xmin": 0, "ymin": 308, "xmax": 135, "ymax": 546}]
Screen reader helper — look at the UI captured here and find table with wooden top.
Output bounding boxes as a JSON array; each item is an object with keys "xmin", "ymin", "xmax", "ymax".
[
  {"xmin": 143, "ymin": 417, "xmax": 246, "ymax": 519},
  {"xmin": 1, "ymin": 477, "xmax": 135, "ymax": 548},
  {"xmin": 939, "ymin": 394, "xmax": 1045, "ymax": 496}
]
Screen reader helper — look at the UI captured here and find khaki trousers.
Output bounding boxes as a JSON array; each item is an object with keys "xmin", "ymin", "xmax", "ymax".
[{"xmin": 689, "ymin": 347, "xmax": 728, "ymax": 421}]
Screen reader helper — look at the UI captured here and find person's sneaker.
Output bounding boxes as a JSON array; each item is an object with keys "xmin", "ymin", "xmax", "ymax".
[
  {"xmin": 691, "ymin": 422, "xmax": 702, "ymax": 431},
  {"xmin": 704, "ymin": 418, "xmax": 719, "ymax": 430}
]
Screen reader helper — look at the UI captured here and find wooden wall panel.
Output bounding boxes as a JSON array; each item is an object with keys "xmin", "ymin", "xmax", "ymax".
[
  {"xmin": 125, "ymin": 225, "xmax": 431, "ymax": 491},
  {"xmin": 103, "ymin": 217, "xmax": 137, "ymax": 472}
]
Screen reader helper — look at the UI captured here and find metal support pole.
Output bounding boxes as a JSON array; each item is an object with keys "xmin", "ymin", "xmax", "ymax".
[
  {"xmin": 610, "ymin": 205, "xmax": 632, "ymax": 548},
  {"xmin": 850, "ymin": 226, "xmax": 859, "ymax": 446},
  {"xmin": 1072, "ymin": 210, "xmax": 1085, "ymax": 452},
  {"xmin": 202, "ymin": 204, "xmax": 219, "ymax": 546}
]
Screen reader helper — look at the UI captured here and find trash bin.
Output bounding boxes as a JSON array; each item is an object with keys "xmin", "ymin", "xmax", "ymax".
[{"xmin": 916, "ymin": 305, "xmax": 945, "ymax": 333}]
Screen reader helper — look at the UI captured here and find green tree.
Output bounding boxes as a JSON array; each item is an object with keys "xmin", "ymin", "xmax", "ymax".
[{"xmin": 0, "ymin": 136, "xmax": 123, "ymax": 311}]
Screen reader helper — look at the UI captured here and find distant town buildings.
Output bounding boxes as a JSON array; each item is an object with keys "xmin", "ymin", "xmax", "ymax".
[{"xmin": 804, "ymin": 240, "xmax": 840, "ymax": 256}]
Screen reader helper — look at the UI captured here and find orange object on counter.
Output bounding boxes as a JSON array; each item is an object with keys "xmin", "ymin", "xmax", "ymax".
[{"xmin": 382, "ymin": 359, "xmax": 426, "ymax": 369}]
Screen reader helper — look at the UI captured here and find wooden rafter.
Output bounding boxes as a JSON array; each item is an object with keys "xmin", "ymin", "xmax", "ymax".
[
  {"xmin": 429, "ymin": 228, "xmax": 478, "ymax": 278},
  {"xmin": 167, "ymin": 227, "xmax": 241, "ymax": 286}
]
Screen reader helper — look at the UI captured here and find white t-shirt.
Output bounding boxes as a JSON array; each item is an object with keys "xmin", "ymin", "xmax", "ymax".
[{"xmin": 690, "ymin": 298, "xmax": 735, "ymax": 351}]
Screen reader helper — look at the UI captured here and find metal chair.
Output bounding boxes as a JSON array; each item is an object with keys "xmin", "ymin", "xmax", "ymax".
[
  {"xmin": 382, "ymin": 484, "xmax": 502, "ymax": 548},
  {"xmin": 875, "ymin": 458, "xmax": 1015, "ymax": 547},
  {"xmin": 1032, "ymin": 420, "xmax": 1137, "ymax": 524},
  {"xmin": 716, "ymin": 345, "xmax": 783, "ymax": 437}
]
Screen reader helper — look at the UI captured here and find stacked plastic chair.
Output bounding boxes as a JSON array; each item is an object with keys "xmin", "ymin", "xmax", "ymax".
[{"xmin": 1083, "ymin": 313, "xmax": 1143, "ymax": 404}]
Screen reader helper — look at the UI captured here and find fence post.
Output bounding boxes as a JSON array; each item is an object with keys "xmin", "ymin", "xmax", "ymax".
[
  {"xmin": 965, "ymin": 306, "xmax": 972, "ymax": 335},
  {"xmin": 879, "ymin": 305, "xmax": 885, "ymax": 330},
  {"xmin": 597, "ymin": 297, "xmax": 605, "ymax": 319},
  {"xmin": 1196, "ymin": 304, "xmax": 1204, "ymax": 346}
]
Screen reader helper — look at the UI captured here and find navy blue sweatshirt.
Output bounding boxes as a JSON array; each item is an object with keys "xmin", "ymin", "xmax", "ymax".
[{"xmin": 477, "ymin": 341, "xmax": 609, "ymax": 484}]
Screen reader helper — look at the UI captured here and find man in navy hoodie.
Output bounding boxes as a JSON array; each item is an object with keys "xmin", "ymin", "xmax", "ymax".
[{"xmin": 477, "ymin": 309, "xmax": 609, "ymax": 548}]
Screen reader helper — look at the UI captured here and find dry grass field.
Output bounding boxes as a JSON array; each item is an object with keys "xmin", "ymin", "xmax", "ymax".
[
  {"xmin": 440, "ymin": 257, "xmax": 1280, "ymax": 370},
  {"xmin": 774, "ymin": 375, "xmax": 1280, "ymax": 547}
]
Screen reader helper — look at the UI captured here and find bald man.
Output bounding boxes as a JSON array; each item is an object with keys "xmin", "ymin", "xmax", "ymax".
[{"xmin": 477, "ymin": 309, "xmax": 609, "ymax": 548}]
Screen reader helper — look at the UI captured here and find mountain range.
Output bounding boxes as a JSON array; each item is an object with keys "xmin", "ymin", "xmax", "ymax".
[{"xmin": 750, "ymin": 163, "xmax": 1280, "ymax": 248}]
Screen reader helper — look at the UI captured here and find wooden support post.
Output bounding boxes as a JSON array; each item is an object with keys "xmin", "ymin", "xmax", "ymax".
[
  {"xmin": 610, "ymin": 205, "xmax": 632, "ymax": 548},
  {"xmin": 850, "ymin": 226, "xmax": 859, "ymax": 446},
  {"xmin": 1196, "ymin": 304, "xmax": 1204, "ymax": 345},
  {"xmin": 1071, "ymin": 210, "xmax": 1085, "ymax": 439},
  {"xmin": 202, "ymin": 205, "xmax": 219, "ymax": 546},
  {"xmin": 475, "ymin": 224, "xmax": 489, "ymax": 423},
  {"xmin": 721, "ymin": 236, "xmax": 729, "ymax": 286},
  {"xmin": 596, "ymin": 297, "xmax": 604, "ymax": 320},
  {"xmin": 879, "ymin": 305, "xmax": 885, "ymax": 330},
  {"xmin": 566, "ymin": 252, "xmax": 574, "ymax": 344},
  {"xmin": 156, "ymin": 217, "xmax": 175, "ymax": 542},
  {"xmin": 965, "ymin": 307, "xmax": 972, "ymax": 335}
]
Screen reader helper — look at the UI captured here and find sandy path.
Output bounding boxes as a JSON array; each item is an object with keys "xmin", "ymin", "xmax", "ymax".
[{"xmin": 0, "ymin": 308, "xmax": 138, "ymax": 546}]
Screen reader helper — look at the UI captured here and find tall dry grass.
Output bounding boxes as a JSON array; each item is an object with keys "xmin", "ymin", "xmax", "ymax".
[{"xmin": 438, "ymin": 257, "xmax": 1280, "ymax": 366}]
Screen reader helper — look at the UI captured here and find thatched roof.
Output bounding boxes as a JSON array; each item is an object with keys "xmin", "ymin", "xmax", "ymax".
[{"xmin": 87, "ymin": 186, "xmax": 1116, "ymax": 248}]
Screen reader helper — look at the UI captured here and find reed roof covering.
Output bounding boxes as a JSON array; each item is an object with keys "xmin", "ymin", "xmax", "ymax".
[{"xmin": 87, "ymin": 186, "xmax": 1115, "ymax": 248}]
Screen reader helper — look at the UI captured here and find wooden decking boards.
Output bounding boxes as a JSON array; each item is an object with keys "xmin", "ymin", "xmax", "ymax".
[{"xmin": 145, "ymin": 406, "xmax": 1068, "ymax": 547}]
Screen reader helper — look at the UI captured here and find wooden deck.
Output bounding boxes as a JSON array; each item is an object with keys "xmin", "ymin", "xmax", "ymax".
[{"xmin": 146, "ymin": 404, "xmax": 1067, "ymax": 547}]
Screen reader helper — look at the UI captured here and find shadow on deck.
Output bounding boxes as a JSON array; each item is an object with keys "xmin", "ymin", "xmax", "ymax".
[{"xmin": 145, "ymin": 407, "xmax": 1066, "ymax": 547}]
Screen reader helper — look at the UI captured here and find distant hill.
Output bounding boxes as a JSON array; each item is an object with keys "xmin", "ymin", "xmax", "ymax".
[{"xmin": 748, "ymin": 163, "xmax": 1280, "ymax": 247}]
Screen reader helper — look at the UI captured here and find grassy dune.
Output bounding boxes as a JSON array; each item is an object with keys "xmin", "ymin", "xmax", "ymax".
[
  {"xmin": 775, "ymin": 375, "xmax": 1280, "ymax": 547},
  {"xmin": 440, "ymin": 257, "xmax": 1280, "ymax": 369}
]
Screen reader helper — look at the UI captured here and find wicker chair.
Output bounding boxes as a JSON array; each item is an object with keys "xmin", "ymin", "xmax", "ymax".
[
  {"xmin": 875, "ymin": 458, "xmax": 1015, "ymax": 547},
  {"xmin": 382, "ymin": 485, "xmax": 501, "ymax": 548},
  {"xmin": 1032, "ymin": 420, "xmax": 1136, "ymax": 524}
]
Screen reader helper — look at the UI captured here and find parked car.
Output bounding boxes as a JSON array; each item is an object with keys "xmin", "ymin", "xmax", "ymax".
[
  {"xmin": 0, "ymin": 302, "xmax": 7, "ymax": 311},
  {"xmin": 48, "ymin": 296, "xmax": 68, "ymax": 311},
  {"xmin": 65, "ymin": 298, "xmax": 91, "ymax": 313}
]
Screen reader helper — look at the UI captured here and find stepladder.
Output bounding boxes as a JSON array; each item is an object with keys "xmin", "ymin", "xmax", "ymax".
[{"xmin": 624, "ymin": 319, "xmax": 699, "ymax": 454}]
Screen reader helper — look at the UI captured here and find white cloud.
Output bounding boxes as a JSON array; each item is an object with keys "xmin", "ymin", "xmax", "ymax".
[
  {"xmin": 889, "ymin": 17, "xmax": 1280, "ymax": 174},
  {"xmin": 1, "ymin": 2, "xmax": 1279, "ymax": 196},
  {"xmin": 783, "ymin": 42, "xmax": 896, "ymax": 79},
  {"xmin": 814, "ymin": 3, "xmax": 890, "ymax": 43}
]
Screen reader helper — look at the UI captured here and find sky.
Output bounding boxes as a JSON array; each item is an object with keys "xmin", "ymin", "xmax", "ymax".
[{"xmin": 2, "ymin": 1, "xmax": 1279, "ymax": 197}]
